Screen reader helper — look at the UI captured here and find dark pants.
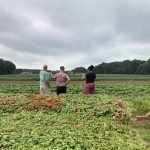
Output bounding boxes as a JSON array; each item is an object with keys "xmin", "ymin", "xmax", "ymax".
[{"xmin": 56, "ymin": 86, "xmax": 67, "ymax": 95}]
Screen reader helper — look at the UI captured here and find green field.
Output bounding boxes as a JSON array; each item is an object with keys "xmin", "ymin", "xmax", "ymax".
[
  {"xmin": 0, "ymin": 74, "xmax": 150, "ymax": 81},
  {"xmin": 0, "ymin": 74, "xmax": 150, "ymax": 149}
]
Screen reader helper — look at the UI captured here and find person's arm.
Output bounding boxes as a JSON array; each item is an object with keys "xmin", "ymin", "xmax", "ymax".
[
  {"xmin": 82, "ymin": 74, "xmax": 86, "ymax": 80},
  {"xmin": 94, "ymin": 73, "xmax": 96, "ymax": 80},
  {"xmin": 50, "ymin": 72, "xmax": 56, "ymax": 79},
  {"xmin": 45, "ymin": 80, "xmax": 50, "ymax": 88},
  {"xmin": 65, "ymin": 75, "xmax": 70, "ymax": 85}
]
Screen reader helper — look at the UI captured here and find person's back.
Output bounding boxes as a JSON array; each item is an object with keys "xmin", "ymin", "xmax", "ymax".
[
  {"xmin": 85, "ymin": 71, "xmax": 96, "ymax": 83},
  {"xmin": 40, "ymin": 70, "xmax": 49, "ymax": 85},
  {"xmin": 51, "ymin": 66, "xmax": 70, "ymax": 95},
  {"xmin": 55, "ymin": 71, "xmax": 68, "ymax": 87},
  {"xmin": 82, "ymin": 65, "xmax": 96, "ymax": 94},
  {"xmin": 40, "ymin": 65, "xmax": 50, "ymax": 95}
]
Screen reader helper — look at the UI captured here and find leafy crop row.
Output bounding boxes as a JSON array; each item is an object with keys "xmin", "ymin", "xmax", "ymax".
[{"xmin": 0, "ymin": 93, "xmax": 148, "ymax": 149}]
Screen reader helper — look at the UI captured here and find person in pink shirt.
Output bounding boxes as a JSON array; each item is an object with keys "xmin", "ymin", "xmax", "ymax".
[{"xmin": 51, "ymin": 66, "xmax": 70, "ymax": 95}]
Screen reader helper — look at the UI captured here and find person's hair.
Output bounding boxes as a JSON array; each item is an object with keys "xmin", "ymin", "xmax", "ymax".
[
  {"xmin": 88, "ymin": 65, "xmax": 94, "ymax": 71},
  {"xmin": 43, "ymin": 65, "xmax": 48, "ymax": 70},
  {"xmin": 60, "ymin": 66, "xmax": 65, "ymax": 71}
]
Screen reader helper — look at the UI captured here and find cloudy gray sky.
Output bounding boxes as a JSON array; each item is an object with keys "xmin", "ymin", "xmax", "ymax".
[{"xmin": 0, "ymin": 0, "xmax": 150, "ymax": 70}]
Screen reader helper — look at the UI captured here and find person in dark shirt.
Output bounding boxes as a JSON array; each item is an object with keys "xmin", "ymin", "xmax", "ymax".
[{"xmin": 82, "ymin": 65, "xmax": 96, "ymax": 94}]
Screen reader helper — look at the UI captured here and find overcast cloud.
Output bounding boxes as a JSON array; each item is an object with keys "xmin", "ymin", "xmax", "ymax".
[{"xmin": 0, "ymin": 0, "xmax": 150, "ymax": 70}]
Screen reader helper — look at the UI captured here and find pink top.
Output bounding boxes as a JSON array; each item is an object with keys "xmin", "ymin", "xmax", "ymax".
[{"xmin": 54, "ymin": 71, "xmax": 70, "ymax": 87}]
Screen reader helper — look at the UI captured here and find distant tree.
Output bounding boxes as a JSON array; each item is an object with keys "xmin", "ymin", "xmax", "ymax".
[
  {"xmin": 72, "ymin": 67, "xmax": 86, "ymax": 74},
  {"xmin": 94, "ymin": 59, "xmax": 150, "ymax": 74},
  {"xmin": 127, "ymin": 59, "xmax": 141, "ymax": 74},
  {"xmin": 122, "ymin": 60, "xmax": 131, "ymax": 74},
  {"xmin": 0, "ymin": 58, "xmax": 16, "ymax": 74},
  {"xmin": 141, "ymin": 59, "xmax": 150, "ymax": 74}
]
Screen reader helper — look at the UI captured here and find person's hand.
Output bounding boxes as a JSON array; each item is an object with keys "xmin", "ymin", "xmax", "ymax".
[
  {"xmin": 50, "ymin": 72, "xmax": 53, "ymax": 77},
  {"xmin": 46, "ymin": 82, "xmax": 50, "ymax": 88},
  {"xmin": 82, "ymin": 74, "xmax": 86, "ymax": 80}
]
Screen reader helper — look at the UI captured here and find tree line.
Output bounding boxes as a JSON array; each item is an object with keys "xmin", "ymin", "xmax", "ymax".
[
  {"xmin": 0, "ymin": 59, "xmax": 16, "ymax": 74},
  {"xmin": 72, "ymin": 59, "xmax": 150, "ymax": 74},
  {"xmin": 0, "ymin": 58, "xmax": 150, "ymax": 74}
]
